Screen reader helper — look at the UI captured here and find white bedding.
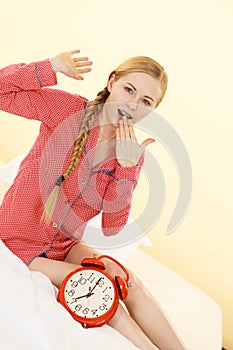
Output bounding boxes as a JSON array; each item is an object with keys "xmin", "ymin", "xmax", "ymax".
[
  {"xmin": 0, "ymin": 240, "xmax": 140, "ymax": 350},
  {"xmin": 0, "ymin": 156, "xmax": 222, "ymax": 350},
  {"xmin": 0, "ymin": 240, "xmax": 222, "ymax": 350}
]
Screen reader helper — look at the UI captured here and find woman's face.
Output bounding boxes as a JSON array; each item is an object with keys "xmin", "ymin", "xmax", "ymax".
[{"xmin": 104, "ymin": 72, "xmax": 162, "ymax": 126}]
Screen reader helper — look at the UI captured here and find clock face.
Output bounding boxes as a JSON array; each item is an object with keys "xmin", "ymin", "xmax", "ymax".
[{"xmin": 59, "ymin": 267, "xmax": 118, "ymax": 327}]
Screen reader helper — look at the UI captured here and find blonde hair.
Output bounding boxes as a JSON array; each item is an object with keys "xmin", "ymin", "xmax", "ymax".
[
  {"xmin": 109, "ymin": 56, "xmax": 168, "ymax": 107},
  {"xmin": 43, "ymin": 56, "xmax": 168, "ymax": 223}
]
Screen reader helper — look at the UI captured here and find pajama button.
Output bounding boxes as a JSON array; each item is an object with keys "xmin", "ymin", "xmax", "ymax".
[
  {"xmin": 52, "ymin": 222, "xmax": 58, "ymax": 228},
  {"xmin": 81, "ymin": 179, "xmax": 85, "ymax": 184},
  {"xmin": 43, "ymin": 242, "xmax": 49, "ymax": 246}
]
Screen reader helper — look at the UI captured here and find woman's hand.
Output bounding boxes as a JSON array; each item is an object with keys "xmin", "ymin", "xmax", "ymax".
[
  {"xmin": 49, "ymin": 49, "xmax": 93, "ymax": 80},
  {"xmin": 116, "ymin": 116, "xmax": 155, "ymax": 167}
]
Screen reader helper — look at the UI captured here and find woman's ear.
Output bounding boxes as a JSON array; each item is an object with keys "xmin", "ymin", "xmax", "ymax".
[{"xmin": 107, "ymin": 73, "xmax": 116, "ymax": 92}]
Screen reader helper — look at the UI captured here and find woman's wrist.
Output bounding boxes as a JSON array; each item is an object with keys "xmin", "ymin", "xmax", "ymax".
[{"xmin": 49, "ymin": 55, "xmax": 61, "ymax": 74}]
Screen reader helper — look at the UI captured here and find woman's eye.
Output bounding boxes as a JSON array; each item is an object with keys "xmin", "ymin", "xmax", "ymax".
[
  {"xmin": 142, "ymin": 99, "xmax": 151, "ymax": 106},
  {"xmin": 124, "ymin": 86, "xmax": 133, "ymax": 94}
]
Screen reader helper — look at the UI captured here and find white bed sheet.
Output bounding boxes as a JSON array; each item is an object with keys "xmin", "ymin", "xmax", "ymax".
[{"xmin": 0, "ymin": 240, "xmax": 140, "ymax": 350}]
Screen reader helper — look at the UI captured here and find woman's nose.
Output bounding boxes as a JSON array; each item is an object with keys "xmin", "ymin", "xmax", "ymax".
[
  {"xmin": 126, "ymin": 97, "xmax": 138, "ymax": 111},
  {"xmin": 127, "ymin": 103, "xmax": 137, "ymax": 111}
]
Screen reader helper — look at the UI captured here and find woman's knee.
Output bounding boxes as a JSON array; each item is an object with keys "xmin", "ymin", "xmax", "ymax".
[{"xmin": 126, "ymin": 269, "xmax": 145, "ymax": 296}]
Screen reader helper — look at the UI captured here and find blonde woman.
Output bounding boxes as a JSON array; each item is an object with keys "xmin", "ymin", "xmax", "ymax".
[{"xmin": 0, "ymin": 50, "xmax": 186, "ymax": 350}]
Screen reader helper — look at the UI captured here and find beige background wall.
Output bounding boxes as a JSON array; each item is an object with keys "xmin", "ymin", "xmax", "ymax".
[{"xmin": 1, "ymin": 1, "xmax": 232, "ymax": 348}]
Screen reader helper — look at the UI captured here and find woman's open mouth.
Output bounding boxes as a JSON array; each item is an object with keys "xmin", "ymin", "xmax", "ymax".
[{"xmin": 118, "ymin": 109, "xmax": 133, "ymax": 120}]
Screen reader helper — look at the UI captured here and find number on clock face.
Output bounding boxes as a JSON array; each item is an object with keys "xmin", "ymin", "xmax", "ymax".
[{"xmin": 64, "ymin": 269, "xmax": 116, "ymax": 319}]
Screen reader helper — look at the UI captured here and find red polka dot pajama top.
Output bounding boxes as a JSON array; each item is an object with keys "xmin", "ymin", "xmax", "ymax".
[{"xmin": 0, "ymin": 59, "xmax": 144, "ymax": 264}]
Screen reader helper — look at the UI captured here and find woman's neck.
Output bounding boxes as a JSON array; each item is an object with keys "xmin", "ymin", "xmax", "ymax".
[
  {"xmin": 98, "ymin": 125, "xmax": 116, "ymax": 143},
  {"xmin": 97, "ymin": 111, "xmax": 116, "ymax": 142}
]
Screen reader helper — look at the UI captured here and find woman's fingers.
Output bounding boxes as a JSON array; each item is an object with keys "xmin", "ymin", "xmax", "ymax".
[
  {"xmin": 141, "ymin": 138, "xmax": 156, "ymax": 148},
  {"xmin": 72, "ymin": 55, "xmax": 93, "ymax": 77},
  {"xmin": 116, "ymin": 127, "xmax": 120, "ymax": 140},
  {"xmin": 120, "ymin": 117, "xmax": 137, "ymax": 141},
  {"xmin": 70, "ymin": 49, "xmax": 81, "ymax": 55},
  {"xmin": 116, "ymin": 116, "xmax": 155, "ymax": 167},
  {"xmin": 119, "ymin": 118, "xmax": 125, "ymax": 139},
  {"xmin": 75, "ymin": 67, "xmax": 92, "ymax": 76},
  {"xmin": 74, "ymin": 58, "xmax": 93, "ymax": 67},
  {"xmin": 128, "ymin": 119, "xmax": 137, "ymax": 141},
  {"xmin": 56, "ymin": 50, "xmax": 93, "ymax": 80},
  {"xmin": 70, "ymin": 50, "xmax": 93, "ymax": 67},
  {"xmin": 122, "ymin": 117, "xmax": 131, "ymax": 139},
  {"xmin": 73, "ymin": 56, "xmax": 90, "ymax": 62}
]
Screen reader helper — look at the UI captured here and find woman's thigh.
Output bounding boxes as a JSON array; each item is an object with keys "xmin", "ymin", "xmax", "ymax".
[
  {"xmin": 28, "ymin": 256, "xmax": 78, "ymax": 287},
  {"xmin": 64, "ymin": 243, "xmax": 101, "ymax": 265},
  {"xmin": 27, "ymin": 244, "xmax": 100, "ymax": 288}
]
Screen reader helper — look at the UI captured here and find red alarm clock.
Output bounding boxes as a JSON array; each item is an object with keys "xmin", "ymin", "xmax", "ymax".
[{"xmin": 57, "ymin": 255, "xmax": 130, "ymax": 328}]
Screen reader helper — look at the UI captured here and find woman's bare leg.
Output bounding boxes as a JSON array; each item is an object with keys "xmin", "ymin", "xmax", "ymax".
[
  {"xmin": 28, "ymin": 251, "xmax": 158, "ymax": 350},
  {"xmin": 28, "ymin": 256, "xmax": 78, "ymax": 286},
  {"xmin": 28, "ymin": 243, "xmax": 99, "ymax": 286},
  {"xmin": 109, "ymin": 303, "xmax": 159, "ymax": 350},
  {"xmin": 65, "ymin": 244, "xmax": 187, "ymax": 350},
  {"xmin": 124, "ymin": 271, "xmax": 187, "ymax": 350}
]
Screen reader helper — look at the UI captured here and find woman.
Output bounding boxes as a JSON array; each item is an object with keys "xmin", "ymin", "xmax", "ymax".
[{"xmin": 0, "ymin": 49, "xmax": 186, "ymax": 350}]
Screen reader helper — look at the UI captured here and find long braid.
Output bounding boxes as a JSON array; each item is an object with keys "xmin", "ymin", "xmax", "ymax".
[
  {"xmin": 63, "ymin": 86, "xmax": 110, "ymax": 178},
  {"xmin": 42, "ymin": 86, "xmax": 110, "ymax": 224}
]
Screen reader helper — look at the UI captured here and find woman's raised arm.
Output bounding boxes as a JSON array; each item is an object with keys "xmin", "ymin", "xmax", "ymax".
[{"xmin": 0, "ymin": 50, "xmax": 92, "ymax": 128}]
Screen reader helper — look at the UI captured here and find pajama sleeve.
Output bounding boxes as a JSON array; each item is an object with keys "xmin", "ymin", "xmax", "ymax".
[
  {"xmin": 101, "ymin": 155, "xmax": 144, "ymax": 236},
  {"xmin": 0, "ymin": 59, "xmax": 86, "ymax": 129}
]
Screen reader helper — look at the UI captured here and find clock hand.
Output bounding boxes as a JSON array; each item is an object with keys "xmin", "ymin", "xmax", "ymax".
[
  {"xmin": 86, "ymin": 286, "xmax": 92, "ymax": 299},
  {"xmin": 71, "ymin": 278, "xmax": 103, "ymax": 302},
  {"xmin": 88, "ymin": 277, "xmax": 103, "ymax": 295},
  {"xmin": 74, "ymin": 292, "xmax": 94, "ymax": 300},
  {"xmin": 73, "ymin": 280, "xmax": 102, "ymax": 301}
]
